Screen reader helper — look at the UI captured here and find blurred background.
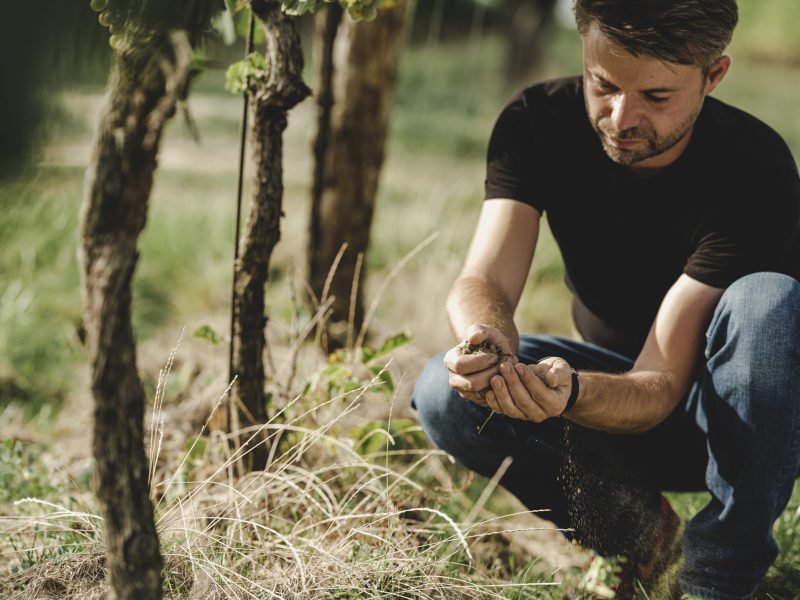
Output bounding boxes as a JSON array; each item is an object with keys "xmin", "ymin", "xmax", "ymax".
[
  {"xmin": 1, "ymin": 2, "xmax": 800, "ymax": 596},
  {"xmin": 1, "ymin": 0, "xmax": 799, "ymax": 422}
]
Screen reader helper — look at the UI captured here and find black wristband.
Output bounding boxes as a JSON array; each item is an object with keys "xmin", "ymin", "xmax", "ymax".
[{"xmin": 561, "ymin": 369, "xmax": 579, "ymax": 415}]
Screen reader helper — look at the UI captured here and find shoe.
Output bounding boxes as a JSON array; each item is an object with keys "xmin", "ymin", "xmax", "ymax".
[{"xmin": 578, "ymin": 495, "xmax": 683, "ymax": 599}]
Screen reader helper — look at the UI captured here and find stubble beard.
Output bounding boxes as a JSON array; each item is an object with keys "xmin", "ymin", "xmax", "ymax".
[{"xmin": 589, "ymin": 101, "xmax": 703, "ymax": 166}]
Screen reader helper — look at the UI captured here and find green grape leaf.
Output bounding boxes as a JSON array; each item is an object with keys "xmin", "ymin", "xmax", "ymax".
[
  {"xmin": 224, "ymin": 53, "xmax": 268, "ymax": 94},
  {"xmin": 282, "ymin": 0, "xmax": 326, "ymax": 16},
  {"xmin": 192, "ymin": 324, "xmax": 224, "ymax": 345},
  {"xmin": 323, "ymin": 364, "xmax": 351, "ymax": 382},
  {"xmin": 343, "ymin": 382, "xmax": 362, "ymax": 394},
  {"xmin": 184, "ymin": 436, "xmax": 207, "ymax": 461},
  {"xmin": 360, "ymin": 345, "xmax": 377, "ymax": 363},
  {"xmin": 213, "ymin": 9, "xmax": 237, "ymax": 45},
  {"xmin": 234, "ymin": 9, "xmax": 266, "ymax": 44},
  {"xmin": 368, "ymin": 365, "xmax": 395, "ymax": 392},
  {"xmin": 373, "ymin": 331, "xmax": 412, "ymax": 360}
]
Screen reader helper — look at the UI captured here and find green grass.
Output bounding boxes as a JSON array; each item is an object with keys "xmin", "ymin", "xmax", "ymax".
[
  {"xmin": 734, "ymin": 0, "xmax": 800, "ymax": 64},
  {"xmin": 0, "ymin": 169, "xmax": 84, "ymax": 413},
  {"xmin": 667, "ymin": 488, "xmax": 800, "ymax": 600}
]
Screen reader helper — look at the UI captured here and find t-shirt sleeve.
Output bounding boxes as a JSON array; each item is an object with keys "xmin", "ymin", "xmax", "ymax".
[
  {"xmin": 684, "ymin": 163, "xmax": 800, "ymax": 287},
  {"xmin": 484, "ymin": 99, "xmax": 546, "ymax": 213}
]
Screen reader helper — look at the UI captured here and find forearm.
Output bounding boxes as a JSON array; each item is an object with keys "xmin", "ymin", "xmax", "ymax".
[
  {"xmin": 566, "ymin": 369, "xmax": 680, "ymax": 434},
  {"xmin": 446, "ymin": 276, "xmax": 519, "ymax": 351}
]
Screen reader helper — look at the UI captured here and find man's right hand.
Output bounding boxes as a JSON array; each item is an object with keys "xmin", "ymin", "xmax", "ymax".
[{"xmin": 444, "ymin": 325, "xmax": 517, "ymax": 406}]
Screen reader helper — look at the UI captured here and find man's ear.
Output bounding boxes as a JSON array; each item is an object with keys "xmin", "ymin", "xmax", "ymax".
[{"xmin": 704, "ymin": 55, "xmax": 732, "ymax": 95}]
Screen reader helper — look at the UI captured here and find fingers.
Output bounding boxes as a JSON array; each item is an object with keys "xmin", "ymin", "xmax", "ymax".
[
  {"xmin": 466, "ymin": 326, "xmax": 490, "ymax": 346},
  {"xmin": 444, "ymin": 341, "xmax": 498, "ymax": 400},
  {"xmin": 444, "ymin": 345, "xmax": 499, "ymax": 375},
  {"xmin": 535, "ymin": 358, "xmax": 572, "ymax": 390},
  {"xmin": 487, "ymin": 376, "xmax": 525, "ymax": 419},
  {"xmin": 531, "ymin": 361, "xmax": 551, "ymax": 383},
  {"xmin": 449, "ymin": 370, "xmax": 496, "ymax": 398},
  {"xmin": 461, "ymin": 390, "xmax": 490, "ymax": 407},
  {"xmin": 498, "ymin": 362, "xmax": 535, "ymax": 416},
  {"xmin": 516, "ymin": 362, "xmax": 567, "ymax": 417},
  {"xmin": 465, "ymin": 325, "xmax": 515, "ymax": 357},
  {"xmin": 446, "ymin": 357, "xmax": 501, "ymax": 408},
  {"xmin": 487, "ymin": 363, "xmax": 549, "ymax": 422},
  {"xmin": 444, "ymin": 326, "xmax": 517, "ymax": 402},
  {"xmin": 464, "ymin": 355, "xmax": 575, "ymax": 422}
]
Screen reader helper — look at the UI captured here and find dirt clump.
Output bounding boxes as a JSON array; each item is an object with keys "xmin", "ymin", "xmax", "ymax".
[{"xmin": 457, "ymin": 340, "xmax": 513, "ymax": 362}]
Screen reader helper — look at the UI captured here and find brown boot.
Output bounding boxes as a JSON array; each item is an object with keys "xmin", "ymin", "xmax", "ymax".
[
  {"xmin": 578, "ymin": 495, "xmax": 683, "ymax": 600},
  {"xmin": 615, "ymin": 495, "xmax": 683, "ymax": 599}
]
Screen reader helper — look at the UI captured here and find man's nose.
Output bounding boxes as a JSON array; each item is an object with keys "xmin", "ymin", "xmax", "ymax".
[{"xmin": 610, "ymin": 95, "xmax": 640, "ymax": 133}]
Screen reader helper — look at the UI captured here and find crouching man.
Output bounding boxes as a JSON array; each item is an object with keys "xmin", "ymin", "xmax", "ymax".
[{"xmin": 412, "ymin": 1, "xmax": 800, "ymax": 598}]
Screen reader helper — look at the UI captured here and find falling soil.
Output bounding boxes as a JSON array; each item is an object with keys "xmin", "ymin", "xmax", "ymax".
[{"xmin": 559, "ymin": 421, "xmax": 682, "ymax": 597}]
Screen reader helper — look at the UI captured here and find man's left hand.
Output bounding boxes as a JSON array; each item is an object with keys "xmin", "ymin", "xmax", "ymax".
[{"xmin": 485, "ymin": 357, "xmax": 574, "ymax": 422}]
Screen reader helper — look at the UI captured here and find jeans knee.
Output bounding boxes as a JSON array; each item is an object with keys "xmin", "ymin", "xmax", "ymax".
[
  {"xmin": 412, "ymin": 354, "xmax": 451, "ymax": 435},
  {"xmin": 715, "ymin": 272, "xmax": 799, "ymax": 331},
  {"xmin": 709, "ymin": 272, "xmax": 800, "ymax": 365},
  {"xmin": 706, "ymin": 272, "xmax": 800, "ymax": 414},
  {"xmin": 412, "ymin": 353, "xmax": 499, "ymax": 460}
]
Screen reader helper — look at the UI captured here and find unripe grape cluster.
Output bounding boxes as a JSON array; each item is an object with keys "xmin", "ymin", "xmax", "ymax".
[
  {"xmin": 89, "ymin": 0, "xmax": 129, "ymax": 49},
  {"xmin": 282, "ymin": 0, "xmax": 387, "ymax": 21},
  {"xmin": 93, "ymin": 0, "xmax": 388, "ymax": 52},
  {"xmin": 339, "ymin": 0, "xmax": 386, "ymax": 21}
]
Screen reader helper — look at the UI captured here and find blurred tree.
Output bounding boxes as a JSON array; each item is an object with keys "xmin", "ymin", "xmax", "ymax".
[
  {"xmin": 307, "ymin": 0, "xmax": 412, "ymax": 349},
  {"xmin": 0, "ymin": 1, "xmax": 107, "ymax": 176},
  {"xmin": 79, "ymin": 1, "xmax": 218, "ymax": 598},
  {"xmin": 504, "ymin": 0, "xmax": 557, "ymax": 84},
  {"xmin": 308, "ymin": 2, "xmax": 344, "ymax": 332}
]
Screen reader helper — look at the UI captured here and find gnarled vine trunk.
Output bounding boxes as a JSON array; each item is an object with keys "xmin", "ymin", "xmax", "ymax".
[
  {"xmin": 307, "ymin": 0, "xmax": 411, "ymax": 348},
  {"xmin": 308, "ymin": 2, "xmax": 344, "ymax": 313},
  {"xmin": 230, "ymin": 0, "xmax": 310, "ymax": 471},
  {"xmin": 80, "ymin": 3, "xmax": 216, "ymax": 597}
]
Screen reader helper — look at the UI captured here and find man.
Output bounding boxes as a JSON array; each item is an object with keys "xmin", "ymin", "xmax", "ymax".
[{"xmin": 412, "ymin": 1, "xmax": 800, "ymax": 598}]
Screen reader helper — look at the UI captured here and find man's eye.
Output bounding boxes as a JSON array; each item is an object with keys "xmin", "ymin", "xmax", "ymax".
[{"xmin": 646, "ymin": 94, "xmax": 670, "ymax": 105}]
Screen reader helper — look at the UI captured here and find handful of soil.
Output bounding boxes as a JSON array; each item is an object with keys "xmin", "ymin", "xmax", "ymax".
[
  {"xmin": 457, "ymin": 339, "xmax": 514, "ymax": 363},
  {"xmin": 458, "ymin": 340, "xmax": 513, "ymax": 432}
]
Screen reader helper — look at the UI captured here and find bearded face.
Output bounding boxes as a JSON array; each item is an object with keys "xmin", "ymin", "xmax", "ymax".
[
  {"xmin": 590, "ymin": 103, "xmax": 702, "ymax": 166},
  {"xmin": 581, "ymin": 22, "xmax": 728, "ymax": 173}
]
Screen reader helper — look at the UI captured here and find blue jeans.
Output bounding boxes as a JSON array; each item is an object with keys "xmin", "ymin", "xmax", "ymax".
[{"xmin": 411, "ymin": 273, "xmax": 800, "ymax": 600}]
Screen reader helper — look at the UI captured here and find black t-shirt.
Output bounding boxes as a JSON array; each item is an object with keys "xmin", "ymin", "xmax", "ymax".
[{"xmin": 485, "ymin": 76, "xmax": 800, "ymax": 358}]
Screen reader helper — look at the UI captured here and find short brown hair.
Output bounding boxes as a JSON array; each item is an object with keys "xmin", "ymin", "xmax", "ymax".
[{"xmin": 573, "ymin": 0, "xmax": 738, "ymax": 71}]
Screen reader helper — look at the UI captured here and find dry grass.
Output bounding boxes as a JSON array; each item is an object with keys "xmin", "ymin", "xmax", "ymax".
[{"xmin": 0, "ymin": 308, "xmax": 576, "ymax": 599}]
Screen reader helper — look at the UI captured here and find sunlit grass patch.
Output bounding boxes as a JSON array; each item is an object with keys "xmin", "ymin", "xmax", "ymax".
[{"xmin": 1, "ymin": 365, "xmax": 568, "ymax": 599}]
